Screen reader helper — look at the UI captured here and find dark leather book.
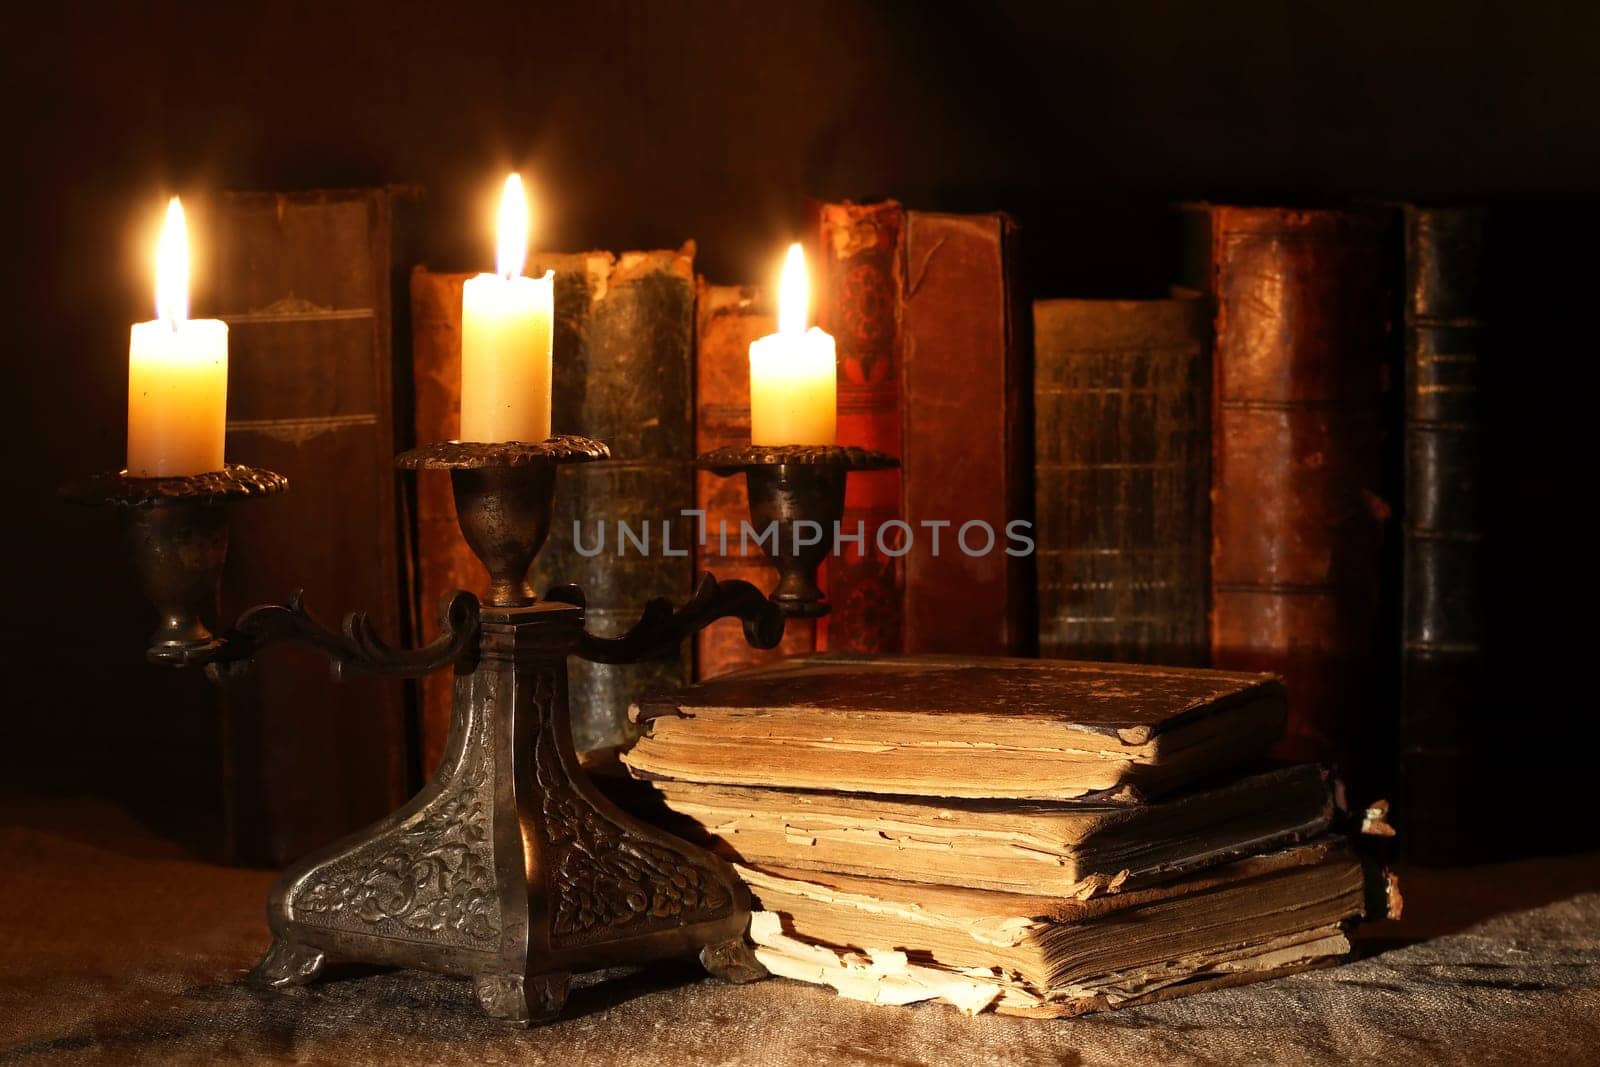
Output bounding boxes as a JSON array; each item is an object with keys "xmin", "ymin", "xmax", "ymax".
[
  {"xmin": 1184, "ymin": 205, "xmax": 1392, "ymax": 796},
  {"xmin": 204, "ymin": 187, "xmax": 418, "ymax": 865},
  {"xmin": 815, "ymin": 201, "xmax": 905, "ymax": 654},
  {"xmin": 693, "ymin": 280, "xmax": 817, "ymax": 678},
  {"xmin": 900, "ymin": 211, "xmax": 1033, "ymax": 656},
  {"xmin": 411, "ymin": 248, "xmax": 697, "ymax": 755},
  {"xmin": 1401, "ymin": 206, "xmax": 1487, "ymax": 864},
  {"xmin": 625, "ymin": 654, "xmax": 1288, "ymax": 801},
  {"xmin": 1033, "ymin": 295, "xmax": 1211, "ymax": 666},
  {"xmin": 534, "ymin": 247, "xmax": 697, "ymax": 751}
]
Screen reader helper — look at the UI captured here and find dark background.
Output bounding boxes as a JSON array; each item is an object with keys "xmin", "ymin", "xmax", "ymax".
[{"xmin": 3, "ymin": 1, "xmax": 1595, "ymax": 858}]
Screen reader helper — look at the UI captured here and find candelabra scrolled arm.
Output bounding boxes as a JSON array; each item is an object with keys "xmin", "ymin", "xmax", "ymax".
[
  {"xmin": 548, "ymin": 572, "xmax": 784, "ymax": 666},
  {"xmin": 203, "ymin": 589, "xmax": 482, "ymax": 683}
]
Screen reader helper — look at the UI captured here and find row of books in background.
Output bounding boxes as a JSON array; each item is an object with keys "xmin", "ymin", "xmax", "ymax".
[
  {"xmin": 194, "ymin": 188, "xmax": 1478, "ymax": 873},
  {"xmin": 691, "ymin": 202, "xmax": 1480, "ymax": 868}
]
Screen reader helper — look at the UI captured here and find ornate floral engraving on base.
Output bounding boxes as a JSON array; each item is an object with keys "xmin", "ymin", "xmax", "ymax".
[
  {"xmin": 534, "ymin": 676, "xmax": 731, "ymax": 947},
  {"xmin": 290, "ymin": 706, "xmax": 500, "ymax": 948}
]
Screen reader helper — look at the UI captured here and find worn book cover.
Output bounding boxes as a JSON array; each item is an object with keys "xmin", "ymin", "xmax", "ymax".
[
  {"xmin": 744, "ymin": 839, "xmax": 1374, "ymax": 1017},
  {"xmin": 816, "ymin": 201, "xmax": 904, "ymax": 654},
  {"xmin": 900, "ymin": 211, "xmax": 1033, "ymax": 656},
  {"xmin": 204, "ymin": 187, "xmax": 418, "ymax": 865},
  {"xmin": 624, "ymin": 654, "xmax": 1287, "ymax": 800},
  {"xmin": 1401, "ymin": 206, "xmax": 1487, "ymax": 863},
  {"xmin": 1185, "ymin": 205, "xmax": 1391, "ymax": 794},
  {"xmin": 694, "ymin": 280, "xmax": 817, "ymax": 678},
  {"xmin": 1033, "ymin": 295, "xmax": 1211, "ymax": 666}
]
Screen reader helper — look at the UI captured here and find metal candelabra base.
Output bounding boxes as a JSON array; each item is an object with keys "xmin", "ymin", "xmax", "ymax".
[{"xmin": 250, "ymin": 599, "xmax": 761, "ymax": 1025}]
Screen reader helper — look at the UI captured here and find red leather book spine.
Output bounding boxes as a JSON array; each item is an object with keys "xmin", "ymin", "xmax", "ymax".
[
  {"xmin": 815, "ymin": 201, "xmax": 905, "ymax": 653},
  {"xmin": 900, "ymin": 211, "xmax": 1032, "ymax": 655},
  {"xmin": 1202, "ymin": 206, "xmax": 1392, "ymax": 794}
]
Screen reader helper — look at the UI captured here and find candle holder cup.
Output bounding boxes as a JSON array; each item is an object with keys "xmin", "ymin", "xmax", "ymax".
[
  {"xmin": 66, "ymin": 434, "xmax": 812, "ymax": 1026},
  {"xmin": 697, "ymin": 444, "xmax": 900, "ymax": 618},
  {"xmin": 61, "ymin": 466, "xmax": 288, "ymax": 664}
]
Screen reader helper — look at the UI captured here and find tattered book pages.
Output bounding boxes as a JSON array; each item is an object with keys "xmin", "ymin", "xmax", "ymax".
[{"xmin": 738, "ymin": 841, "xmax": 1371, "ymax": 1016}]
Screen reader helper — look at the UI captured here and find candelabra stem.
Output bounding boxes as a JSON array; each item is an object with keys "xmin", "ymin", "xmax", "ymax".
[{"xmin": 125, "ymin": 501, "xmax": 229, "ymax": 663}]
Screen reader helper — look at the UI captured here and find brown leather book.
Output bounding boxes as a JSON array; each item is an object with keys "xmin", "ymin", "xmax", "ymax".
[
  {"xmin": 900, "ymin": 212, "xmax": 1033, "ymax": 656},
  {"xmin": 204, "ymin": 187, "xmax": 418, "ymax": 865},
  {"xmin": 1185, "ymin": 205, "xmax": 1392, "ymax": 793},
  {"xmin": 815, "ymin": 201, "xmax": 904, "ymax": 654},
  {"xmin": 408, "ymin": 267, "xmax": 472, "ymax": 777},
  {"xmin": 1033, "ymin": 296, "xmax": 1211, "ymax": 666},
  {"xmin": 411, "ymin": 248, "xmax": 696, "ymax": 759},
  {"xmin": 693, "ymin": 280, "xmax": 816, "ymax": 678},
  {"xmin": 624, "ymin": 654, "xmax": 1287, "ymax": 801}
]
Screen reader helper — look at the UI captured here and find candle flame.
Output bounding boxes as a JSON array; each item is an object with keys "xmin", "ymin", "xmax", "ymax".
[
  {"xmin": 156, "ymin": 197, "xmax": 188, "ymax": 324},
  {"xmin": 778, "ymin": 242, "xmax": 808, "ymax": 336},
  {"xmin": 497, "ymin": 173, "xmax": 529, "ymax": 279}
]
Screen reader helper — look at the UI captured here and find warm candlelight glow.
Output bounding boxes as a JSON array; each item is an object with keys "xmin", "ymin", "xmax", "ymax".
[
  {"xmin": 155, "ymin": 197, "xmax": 188, "ymax": 324},
  {"xmin": 127, "ymin": 195, "xmax": 229, "ymax": 477},
  {"xmin": 460, "ymin": 172, "xmax": 554, "ymax": 443},
  {"xmin": 777, "ymin": 241, "xmax": 808, "ymax": 336},
  {"xmin": 496, "ymin": 173, "xmax": 529, "ymax": 279},
  {"xmin": 749, "ymin": 242, "xmax": 837, "ymax": 445}
]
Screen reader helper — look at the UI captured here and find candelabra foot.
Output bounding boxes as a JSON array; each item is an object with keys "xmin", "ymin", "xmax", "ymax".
[
  {"xmin": 253, "ymin": 600, "xmax": 749, "ymax": 1025},
  {"xmin": 248, "ymin": 936, "xmax": 326, "ymax": 988},
  {"xmin": 700, "ymin": 937, "xmax": 768, "ymax": 984},
  {"xmin": 473, "ymin": 972, "xmax": 570, "ymax": 1026}
]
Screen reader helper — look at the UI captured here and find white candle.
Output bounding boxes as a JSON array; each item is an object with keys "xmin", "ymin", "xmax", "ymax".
[
  {"xmin": 749, "ymin": 243, "xmax": 837, "ymax": 445},
  {"xmin": 460, "ymin": 173, "xmax": 554, "ymax": 443},
  {"xmin": 127, "ymin": 197, "xmax": 229, "ymax": 478}
]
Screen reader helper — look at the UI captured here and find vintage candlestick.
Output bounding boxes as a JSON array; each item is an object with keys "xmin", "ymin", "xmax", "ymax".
[
  {"xmin": 698, "ymin": 444, "xmax": 899, "ymax": 618},
  {"xmin": 66, "ymin": 434, "xmax": 892, "ymax": 1025}
]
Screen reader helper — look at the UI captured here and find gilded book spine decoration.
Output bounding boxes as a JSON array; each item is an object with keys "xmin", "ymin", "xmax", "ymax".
[{"xmin": 1033, "ymin": 296, "xmax": 1211, "ymax": 666}]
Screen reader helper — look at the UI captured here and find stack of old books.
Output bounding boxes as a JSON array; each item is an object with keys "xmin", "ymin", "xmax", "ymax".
[{"xmin": 622, "ymin": 655, "xmax": 1397, "ymax": 1018}]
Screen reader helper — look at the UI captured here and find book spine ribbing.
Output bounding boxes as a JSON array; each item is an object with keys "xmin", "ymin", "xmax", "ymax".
[
  {"xmin": 1033, "ymin": 296, "xmax": 1211, "ymax": 666},
  {"xmin": 1401, "ymin": 206, "xmax": 1487, "ymax": 863},
  {"xmin": 1198, "ymin": 205, "xmax": 1392, "ymax": 795}
]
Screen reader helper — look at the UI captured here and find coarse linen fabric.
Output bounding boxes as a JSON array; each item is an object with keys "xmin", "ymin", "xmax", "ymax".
[{"xmin": 3, "ymin": 799, "xmax": 1599, "ymax": 1066}]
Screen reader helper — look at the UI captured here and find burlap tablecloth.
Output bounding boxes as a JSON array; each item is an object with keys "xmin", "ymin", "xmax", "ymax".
[{"xmin": 3, "ymin": 799, "xmax": 1598, "ymax": 1066}]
